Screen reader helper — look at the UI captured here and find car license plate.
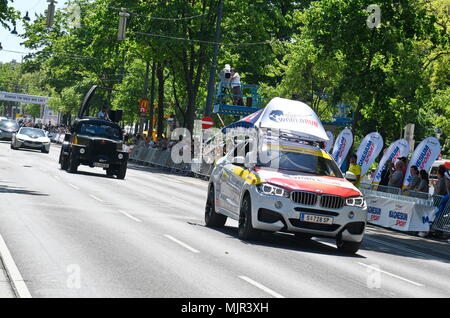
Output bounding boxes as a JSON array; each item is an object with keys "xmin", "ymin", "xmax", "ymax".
[
  {"xmin": 300, "ymin": 213, "xmax": 333, "ymax": 225},
  {"xmin": 94, "ymin": 162, "xmax": 109, "ymax": 168}
]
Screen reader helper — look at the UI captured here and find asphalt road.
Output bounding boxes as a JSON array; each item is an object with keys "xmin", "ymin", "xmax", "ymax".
[{"xmin": 0, "ymin": 140, "xmax": 449, "ymax": 298}]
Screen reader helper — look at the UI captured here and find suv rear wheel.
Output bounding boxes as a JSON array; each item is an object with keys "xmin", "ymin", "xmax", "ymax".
[
  {"xmin": 59, "ymin": 151, "xmax": 68, "ymax": 170},
  {"xmin": 116, "ymin": 163, "xmax": 127, "ymax": 179},
  {"xmin": 67, "ymin": 153, "xmax": 78, "ymax": 173},
  {"xmin": 204, "ymin": 185, "xmax": 227, "ymax": 227},
  {"xmin": 238, "ymin": 194, "xmax": 258, "ymax": 240}
]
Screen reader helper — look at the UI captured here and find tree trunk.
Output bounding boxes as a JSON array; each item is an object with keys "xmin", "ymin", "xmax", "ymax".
[{"xmin": 157, "ymin": 63, "xmax": 165, "ymax": 139}]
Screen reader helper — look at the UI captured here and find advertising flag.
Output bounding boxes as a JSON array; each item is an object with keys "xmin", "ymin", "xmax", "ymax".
[
  {"xmin": 324, "ymin": 131, "xmax": 334, "ymax": 153},
  {"xmin": 331, "ymin": 128, "xmax": 353, "ymax": 168},
  {"xmin": 356, "ymin": 132, "xmax": 384, "ymax": 175},
  {"xmin": 372, "ymin": 139, "xmax": 410, "ymax": 185},
  {"xmin": 402, "ymin": 137, "xmax": 441, "ymax": 189}
]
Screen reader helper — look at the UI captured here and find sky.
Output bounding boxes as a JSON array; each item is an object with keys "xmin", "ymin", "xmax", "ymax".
[{"xmin": 0, "ymin": 0, "xmax": 66, "ymax": 63}]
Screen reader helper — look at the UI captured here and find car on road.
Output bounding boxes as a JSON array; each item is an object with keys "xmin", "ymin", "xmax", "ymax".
[
  {"xmin": 0, "ymin": 119, "xmax": 20, "ymax": 141},
  {"xmin": 205, "ymin": 139, "xmax": 367, "ymax": 254},
  {"xmin": 59, "ymin": 118, "xmax": 129, "ymax": 179},
  {"xmin": 10, "ymin": 127, "xmax": 51, "ymax": 153}
]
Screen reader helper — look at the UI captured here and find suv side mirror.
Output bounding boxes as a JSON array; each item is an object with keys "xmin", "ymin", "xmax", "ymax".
[{"xmin": 345, "ymin": 171, "xmax": 357, "ymax": 182}]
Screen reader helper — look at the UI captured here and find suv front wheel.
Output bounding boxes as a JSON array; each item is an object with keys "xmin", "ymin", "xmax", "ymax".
[
  {"xmin": 238, "ymin": 194, "xmax": 258, "ymax": 240},
  {"xmin": 336, "ymin": 237, "xmax": 362, "ymax": 254},
  {"xmin": 67, "ymin": 153, "xmax": 78, "ymax": 173}
]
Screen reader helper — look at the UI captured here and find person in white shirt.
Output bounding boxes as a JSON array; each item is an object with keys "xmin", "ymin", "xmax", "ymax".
[
  {"xmin": 230, "ymin": 68, "xmax": 243, "ymax": 106},
  {"xmin": 97, "ymin": 106, "xmax": 110, "ymax": 120}
]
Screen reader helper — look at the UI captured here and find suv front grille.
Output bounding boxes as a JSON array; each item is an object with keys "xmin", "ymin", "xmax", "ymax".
[
  {"xmin": 320, "ymin": 195, "xmax": 345, "ymax": 210},
  {"xmin": 291, "ymin": 191, "xmax": 318, "ymax": 206}
]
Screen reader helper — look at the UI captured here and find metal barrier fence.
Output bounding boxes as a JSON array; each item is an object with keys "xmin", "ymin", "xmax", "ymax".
[
  {"xmin": 129, "ymin": 144, "xmax": 213, "ymax": 178},
  {"xmin": 360, "ymin": 183, "xmax": 450, "ymax": 235},
  {"xmin": 431, "ymin": 195, "xmax": 450, "ymax": 234}
]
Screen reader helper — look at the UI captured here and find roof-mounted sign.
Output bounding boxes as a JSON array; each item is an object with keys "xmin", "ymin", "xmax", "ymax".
[{"xmin": 0, "ymin": 91, "xmax": 49, "ymax": 105}]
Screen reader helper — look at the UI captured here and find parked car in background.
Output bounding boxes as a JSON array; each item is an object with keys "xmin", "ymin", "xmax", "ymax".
[{"xmin": 0, "ymin": 119, "xmax": 20, "ymax": 141}]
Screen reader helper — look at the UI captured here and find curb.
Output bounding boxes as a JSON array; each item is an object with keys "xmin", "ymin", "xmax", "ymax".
[{"xmin": 0, "ymin": 233, "xmax": 32, "ymax": 298}]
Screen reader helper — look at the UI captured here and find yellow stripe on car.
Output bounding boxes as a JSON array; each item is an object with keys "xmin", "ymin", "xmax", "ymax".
[
  {"xmin": 267, "ymin": 144, "xmax": 332, "ymax": 160},
  {"xmin": 232, "ymin": 166, "xmax": 264, "ymax": 185}
]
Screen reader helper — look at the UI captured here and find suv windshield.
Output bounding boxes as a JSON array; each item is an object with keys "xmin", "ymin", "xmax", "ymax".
[
  {"xmin": 0, "ymin": 120, "xmax": 19, "ymax": 131},
  {"xmin": 20, "ymin": 128, "xmax": 46, "ymax": 137},
  {"xmin": 78, "ymin": 123, "xmax": 121, "ymax": 140},
  {"xmin": 258, "ymin": 146, "xmax": 343, "ymax": 178}
]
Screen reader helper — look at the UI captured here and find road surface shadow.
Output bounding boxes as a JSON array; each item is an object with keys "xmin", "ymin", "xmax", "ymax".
[
  {"xmin": 361, "ymin": 230, "xmax": 450, "ymax": 264},
  {"xmin": 66, "ymin": 170, "xmax": 115, "ymax": 180},
  {"xmin": 0, "ymin": 183, "xmax": 48, "ymax": 196},
  {"xmin": 203, "ymin": 225, "xmax": 366, "ymax": 259}
]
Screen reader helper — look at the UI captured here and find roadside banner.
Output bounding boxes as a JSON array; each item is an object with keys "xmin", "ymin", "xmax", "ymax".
[
  {"xmin": 324, "ymin": 131, "xmax": 334, "ymax": 153},
  {"xmin": 372, "ymin": 139, "xmax": 410, "ymax": 185},
  {"xmin": 331, "ymin": 128, "xmax": 353, "ymax": 168},
  {"xmin": 403, "ymin": 137, "xmax": 441, "ymax": 189},
  {"xmin": 356, "ymin": 132, "xmax": 384, "ymax": 175}
]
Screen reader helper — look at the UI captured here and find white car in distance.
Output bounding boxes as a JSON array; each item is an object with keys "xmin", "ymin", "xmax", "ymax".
[{"xmin": 11, "ymin": 127, "xmax": 51, "ymax": 154}]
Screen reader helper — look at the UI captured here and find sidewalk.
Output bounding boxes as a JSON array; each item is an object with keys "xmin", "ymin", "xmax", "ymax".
[{"xmin": 0, "ymin": 258, "xmax": 15, "ymax": 298}]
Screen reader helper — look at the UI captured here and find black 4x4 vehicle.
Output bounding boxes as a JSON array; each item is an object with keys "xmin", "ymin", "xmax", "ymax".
[{"xmin": 58, "ymin": 85, "xmax": 128, "ymax": 179}]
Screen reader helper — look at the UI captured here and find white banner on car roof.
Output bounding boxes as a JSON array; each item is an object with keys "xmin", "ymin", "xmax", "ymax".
[
  {"xmin": 256, "ymin": 97, "xmax": 329, "ymax": 142},
  {"xmin": 324, "ymin": 131, "xmax": 334, "ymax": 153}
]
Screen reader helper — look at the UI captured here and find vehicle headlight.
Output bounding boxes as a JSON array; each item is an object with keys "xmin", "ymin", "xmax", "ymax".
[
  {"xmin": 118, "ymin": 153, "xmax": 124, "ymax": 160},
  {"xmin": 346, "ymin": 196, "xmax": 365, "ymax": 207},
  {"xmin": 79, "ymin": 148, "xmax": 85, "ymax": 154},
  {"xmin": 256, "ymin": 183, "xmax": 290, "ymax": 198}
]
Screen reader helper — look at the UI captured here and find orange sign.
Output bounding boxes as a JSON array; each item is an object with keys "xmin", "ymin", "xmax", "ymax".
[{"xmin": 139, "ymin": 98, "xmax": 149, "ymax": 113}]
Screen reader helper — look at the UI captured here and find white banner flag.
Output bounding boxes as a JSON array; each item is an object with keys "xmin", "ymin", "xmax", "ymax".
[
  {"xmin": 372, "ymin": 139, "xmax": 410, "ymax": 185},
  {"xmin": 331, "ymin": 128, "xmax": 353, "ymax": 168},
  {"xmin": 403, "ymin": 137, "xmax": 441, "ymax": 189},
  {"xmin": 324, "ymin": 131, "xmax": 334, "ymax": 153},
  {"xmin": 356, "ymin": 132, "xmax": 384, "ymax": 175}
]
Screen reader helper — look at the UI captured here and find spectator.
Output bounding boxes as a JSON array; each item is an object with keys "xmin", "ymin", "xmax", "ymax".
[
  {"xmin": 407, "ymin": 165, "xmax": 421, "ymax": 190},
  {"xmin": 230, "ymin": 68, "xmax": 243, "ymax": 106},
  {"xmin": 388, "ymin": 160, "xmax": 404, "ymax": 189},
  {"xmin": 348, "ymin": 154, "xmax": 362, "ymax": 187},
  {"xmin": 97, "ymin": 105, "xmax": 110, "ymax": 120},
  {"xmin": 380, "ymin": 161, "xmax": 394, "ymax": 187},
  {"xmin": 433, "ymin": 165, "xmax": 448, "ymax": 196},
  {"xmin": 416, "ymin": 170, "xmax": 430, "ymax": 193},
  {"xmin": 434, "ymin": 171, "xmax": 450, "ymax": 219}
]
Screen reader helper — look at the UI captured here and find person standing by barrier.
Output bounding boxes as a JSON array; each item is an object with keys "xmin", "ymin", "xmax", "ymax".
[
  {"xmin": 380, "ymin": 161, "xmax": 394, "ymax": 186},
  {"xmin": 348, "ymin": 154, "xmax": 362, "ymax": 187},
  {"xmin": 416, "ymin": 170, "xmax": 430, "ymax": 193},
  {"xmin": 388, "ymin": 160, "xmax": 404, "ymax": 190},
  {"xmin": 434, "ymin": 171, "xmax": 450, "ymax": 219},
  {"xmin": 407, "ymin": 165, "xmax": 421, "ymax": 190},
  {"xmin": 433, "ymin": 165, "xmax": 448, "ymax": 196}
]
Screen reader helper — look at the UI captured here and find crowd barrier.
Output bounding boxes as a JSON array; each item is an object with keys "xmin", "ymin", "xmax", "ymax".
[
  {"xmin": 129, "ymin": 143, "xmax": 213, "ymax": 178},
  {"xmin": 360, "ymin": 183, "xmax": 450, "ymax": 236}
]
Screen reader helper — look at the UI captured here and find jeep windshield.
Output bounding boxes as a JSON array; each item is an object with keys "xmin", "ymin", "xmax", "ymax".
[
  {"xmin": 257, "ymin": 146, "xmax": 343, "ymax": 178},
  {"xmin": 78, "ymin": 123, "xmax": 121, "ymax": 140}
]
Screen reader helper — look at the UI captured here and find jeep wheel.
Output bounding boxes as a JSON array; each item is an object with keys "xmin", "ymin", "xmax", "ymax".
[
  {"xmin": 116, "ymin": 163, "xmax": 127, "ymax": 179},
  {"xmin": 238, "ymin": 194, "xmax": 258, "ymax": 240},
  {"xmin": 204, "ymin": 185, "xmax": 227, "ymax": 228},
  {"xmin": 336, "ymin": 237, "xmax": 362, "ymax": 254},
  {"xmin": 106, "ymin": 168, "xmax": 115, "ymax": 177},
  {"xmin": 59, "ymin": 151, "xmax": 69, "ymax": 170},
  {"xmin": 67, "ymin": 154, "xmax": 78, "ymax": 173}
]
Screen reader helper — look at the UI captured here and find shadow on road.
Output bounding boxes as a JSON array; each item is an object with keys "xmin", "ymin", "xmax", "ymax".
[
  {"xmin": 201, "ymin": 224, "xmax": 366, "ymax": 259},
  {"xmin": 66, "ymin": 170, "xmax": 115, "ymax": 180},
  {"xmin": 0, "ymin": 183, "xmax": 48, "ymax": 196}
]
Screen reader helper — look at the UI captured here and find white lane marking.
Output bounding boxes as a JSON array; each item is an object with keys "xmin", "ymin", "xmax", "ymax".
[
  {"xmin": 89, "ymin": 194, "xmax": 104, "ymax": 202},
  {"xmin": 238, "ymin": 276, "xmax": 285, "ymax": 298},
  {"xmin": 68, "ymin": 183, "xmax": 79, "ymax": 190},
  {"xmin": 365, "ymin": 235, "xmax": 447, "ymax": 262},
  {"xmin": 118, "ymin": 210, "xmax": 142, "ymax": 223},
  {"xmin": 357, "ymin": 262, "xmax": 424, "ymax": 287},
  {"xmin": 163, "ymin": 235, "xmax": 200, "ymax": 253},
  {"xmin": 0, "ymin": 233, "xmax": 32, "ymax": 298}
]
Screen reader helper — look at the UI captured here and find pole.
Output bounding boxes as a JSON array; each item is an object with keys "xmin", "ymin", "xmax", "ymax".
[
  {"xmin": 204, "ymin": 0, "xmax": 223, "ymax": 117},
  {"xmin": 139, "ymin": 61, "xmax": 150, "ymax": 135}
]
